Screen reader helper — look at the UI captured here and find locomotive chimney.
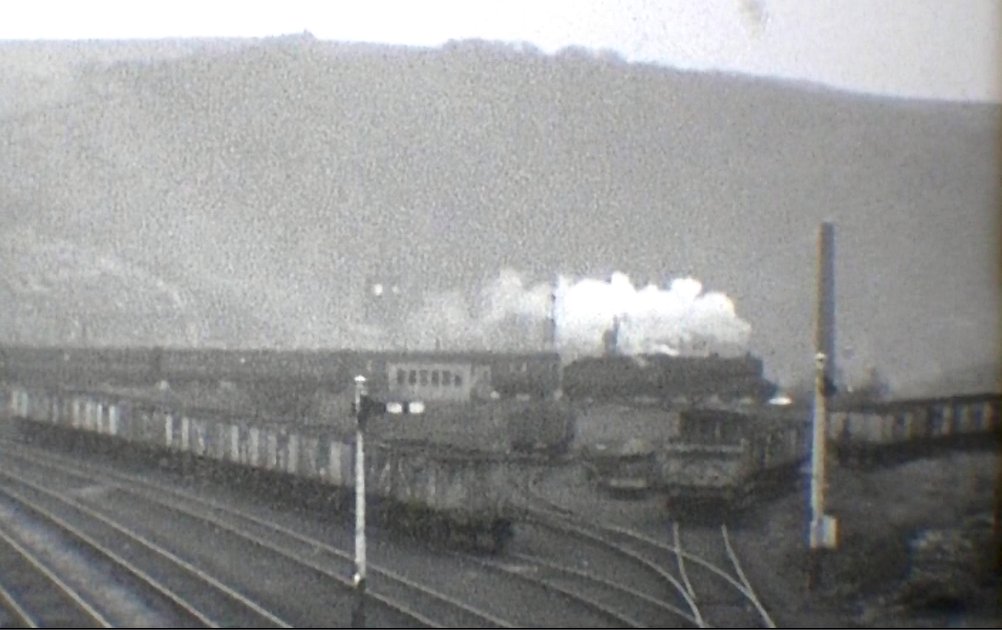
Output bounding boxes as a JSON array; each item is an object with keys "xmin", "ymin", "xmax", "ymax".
[
  {"xmin": 602, "ymin": 315, "xmax": 621, "ymax": 357},
  {"xmin": 544, "ymin": 288, "xmax": 557, "ymax": 352}
]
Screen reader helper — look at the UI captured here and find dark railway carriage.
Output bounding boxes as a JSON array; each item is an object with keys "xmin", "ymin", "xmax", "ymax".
[
  {"xmin": 0, "ymin": 345, "xmax": 159, "ymax": 386},
  {"xmin": 0, "ymin": 345, "xmax": 563, "ymax": 401},
  {"xmin": 562, "ymin": 353, "xmax": 777, "ymax": 404}
]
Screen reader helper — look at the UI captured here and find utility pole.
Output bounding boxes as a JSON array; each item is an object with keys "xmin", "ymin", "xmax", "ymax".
[
  {"xmin": 351, "ymin": 374, "xmax": 367, "ymax": 627},
  {"xmin": 808, "ymin": 221, "xmax": 838, "ymax": 589}
]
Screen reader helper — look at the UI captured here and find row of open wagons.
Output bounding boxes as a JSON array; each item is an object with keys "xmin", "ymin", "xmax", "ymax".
[
  {"xmin": 828, "ymin": 393, "xmax": 1001, "ymax": 465},
  {"xmin": 2, "ymin": 384, "xmax": 522, "ymax": 551}
]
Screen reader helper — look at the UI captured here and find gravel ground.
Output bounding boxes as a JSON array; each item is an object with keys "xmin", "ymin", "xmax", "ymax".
[{"xmin": 713, "ymin": 450, "xmax": 1001, "ymax": 628}]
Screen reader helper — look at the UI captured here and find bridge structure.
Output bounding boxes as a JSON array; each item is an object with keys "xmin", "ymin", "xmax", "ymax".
[{"xmin": 828, "ymin": 392, "xmax": 1000, "ymax": 466}]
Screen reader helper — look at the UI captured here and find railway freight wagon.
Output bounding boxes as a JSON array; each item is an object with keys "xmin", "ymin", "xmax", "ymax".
[
  {"xmin": 654, "ymin": 408, "xmax": 809, "ymax": 507},
  {"xmin": 578, "ymin": 404, "xmax": 807, "ymax": 508},
  {"xmin": 3, "ymin": 385, "xmax": 519, "ymax": 551},
  {"xmin": 574, "ymin": 403, "xmax": 681, "ymax": 493},
  {"xmin": 829, "ymin": 393, "xmax": 1001, "ymax": 465}
]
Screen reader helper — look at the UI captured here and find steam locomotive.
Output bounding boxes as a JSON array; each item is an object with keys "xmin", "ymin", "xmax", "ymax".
[{"xmin": 561, "ymin": 352, "xmax": 778, "ymax": 405}]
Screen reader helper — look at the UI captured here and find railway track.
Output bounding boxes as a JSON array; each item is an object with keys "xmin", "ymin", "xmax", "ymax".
[
  {"xmin": 0, "ymin": 437, "xmax": 521, "ymax": 627},
  {"xmin": 479, "ymin": 515, "xmax": 700, "ymax": 627},
  {"xmin": 672, "ymin": 522, "xmax": 776, "ymax": 628},
  {"xmin": 0, "ymin": 428, "xmax": 778, "ymax": 627},
  {"xmin": 508, "ymin": 466, "xmax": 699, "ymax": 626},
  {"xmin": 523, "ymin": 464, "xmax": 777, "ymax": 628},
  {"xmin": 0, "ymin": 517, "xmax": 110, "ymax": 628},
  {"xmin": 0, "ymin": 472, "xmax": 287, "ymax": 627}
]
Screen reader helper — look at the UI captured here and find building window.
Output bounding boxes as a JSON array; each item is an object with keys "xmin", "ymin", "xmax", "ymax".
[
  {"xmin": 408, "ymin": 370, "xmax": 417, "ymax": 385},
  {"xmin": 397, "ymin": 369, "xmax": 406, "ymax": 385},
  {"xmin": 442, "ymin": 370, "xmax": 451, "ymax": 386},
  {"xmin": 454, "ymin": 373, "xmax": 463, "ymax": 387},
  {"xmin": 431, "ymin": 370, "xmax": 440, "ymax": 386},
  {"xmin": 419, "ymin": 370, "xmax": 428, "ymax": 386}
]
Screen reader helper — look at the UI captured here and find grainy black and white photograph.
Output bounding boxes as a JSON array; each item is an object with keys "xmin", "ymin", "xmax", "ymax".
[{"xmin": 0, "ymin": 1, "xmax": 999, "ymax": 627}]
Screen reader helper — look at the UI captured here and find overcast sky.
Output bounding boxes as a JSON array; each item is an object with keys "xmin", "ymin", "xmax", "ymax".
[{"xmin": 3, "ymin": 0, "xmax": 999, "ymax": 102}]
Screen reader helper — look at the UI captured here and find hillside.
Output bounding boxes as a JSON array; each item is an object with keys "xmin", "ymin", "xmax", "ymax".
[{"xmin": 0, "ymin": 35, "xmax": 998, "ymax": 388}]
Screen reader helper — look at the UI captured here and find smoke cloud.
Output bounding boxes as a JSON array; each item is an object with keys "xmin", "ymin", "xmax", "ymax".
[
  {"xmin": 555, "ymin": 272, "xmax": 751, "ymax": 357},
  {"xmin": 389, "ymin": 268, "xmax": 752, "ymax": 358}
]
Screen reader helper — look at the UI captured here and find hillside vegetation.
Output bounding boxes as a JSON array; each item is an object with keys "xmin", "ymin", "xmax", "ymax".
[{"xmin": 1, "ymin": 35, "xmax": 997, "ymax": 391}]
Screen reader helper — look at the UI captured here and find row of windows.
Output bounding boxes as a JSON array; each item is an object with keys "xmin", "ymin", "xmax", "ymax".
[{"xmin": 396, "ymin": 369, "xmax": 464, "ymax": 388}]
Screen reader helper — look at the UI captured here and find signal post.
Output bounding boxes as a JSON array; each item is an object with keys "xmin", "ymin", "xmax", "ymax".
[
  {"xmin": 348, "ymin": 374, "xmax": 424, "ymax": 627},
  {"xmin": 351, "ymin": 375, "xmax": 368, "ymax": 627},
  {"xmin": 808, "ymin": 221, "xmax": 839, "ymax": 589}
]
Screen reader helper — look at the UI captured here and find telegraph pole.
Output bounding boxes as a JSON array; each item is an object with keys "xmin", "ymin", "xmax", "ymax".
[
  {"xmin": 808, "ymin": 221, "xmax": 838, "ymax": 589},
  {"xmin": 808, "ymin": 351, "xmax": 830, "ymax": 589},
  {"xmin": 352, "ymin": 375, "xmax": 367, "ymax": 627}
]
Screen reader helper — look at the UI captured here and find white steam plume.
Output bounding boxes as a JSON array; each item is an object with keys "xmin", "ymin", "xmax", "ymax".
[
  {"xmin": 556, "ymin": 272, "xmax": 751, "ymax": 357},
  {"xmin": 393, "ymin": 268, "xmax": 752, "ymax": 357}
]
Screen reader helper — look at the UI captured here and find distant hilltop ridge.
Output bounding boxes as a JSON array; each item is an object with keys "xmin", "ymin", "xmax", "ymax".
[{"xmin": 0, "ymin": 33, "xmax": 990, "ymax": 116}]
